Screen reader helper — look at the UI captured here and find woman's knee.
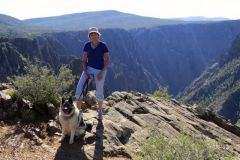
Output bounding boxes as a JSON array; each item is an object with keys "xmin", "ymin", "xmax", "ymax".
[{"xmin": 96, "ymin": 84, "xmax": 104, "ymax": 100}]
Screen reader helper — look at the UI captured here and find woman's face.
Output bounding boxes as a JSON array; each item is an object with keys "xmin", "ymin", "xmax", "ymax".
[{"xmin": 89, "ymin": 32, "xmax": 100, "ymax": 43}]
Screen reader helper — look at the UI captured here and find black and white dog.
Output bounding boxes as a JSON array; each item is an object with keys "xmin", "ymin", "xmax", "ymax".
[{"xmin": 59, "ymin": 97, "xmax": 86, "ymax": 144}]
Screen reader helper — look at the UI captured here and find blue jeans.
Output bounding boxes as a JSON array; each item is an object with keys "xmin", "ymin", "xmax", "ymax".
[{"xmin": 75, "ymin": 66, "xmax": 107, "ymax": 101}]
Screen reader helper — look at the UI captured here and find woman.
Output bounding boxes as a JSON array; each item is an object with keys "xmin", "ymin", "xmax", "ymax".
[{"xmin": 75, "ymin": 27, "xmax": 110, "ymax": 120}]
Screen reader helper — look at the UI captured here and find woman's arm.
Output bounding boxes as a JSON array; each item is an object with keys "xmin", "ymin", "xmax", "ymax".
[
  {"xmin": 82, "ymin": 51, "xmax": 90, "ymax": 79},
  {"xmin": 82, "ymin": 51, "xmax": 88, "ymax": 72},
  {"xmin": 97, "ymin": 52, "xmax": 109, "ymax": 80},
  {"xmin": 102, "ymin": 52, "xmax": 110, "ymax": 72}
]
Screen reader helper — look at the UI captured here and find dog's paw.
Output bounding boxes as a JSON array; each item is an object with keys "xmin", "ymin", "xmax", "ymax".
[{"xmin": 59, "ymin": 136, "xmax": 65, "ymax": 143}]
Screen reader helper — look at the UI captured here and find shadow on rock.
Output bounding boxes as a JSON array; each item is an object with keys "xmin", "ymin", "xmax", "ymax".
[
  {"xmin": 93, "ymin": 119, "xmax": 104, "ymax": 160},
  {"xmin": 54, "ymin": 137, "xmax": 88, "ymax": 160}
]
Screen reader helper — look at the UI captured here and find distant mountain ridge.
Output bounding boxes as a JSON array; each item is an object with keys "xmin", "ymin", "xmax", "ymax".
[
  {"xmin": 23, "ymin": 10, "xmax": 189, "ymax": 31},
  {"xmin": 0, "ymin": 14, "xmax": 23, "ymax": 26},
  {"xmin": 0, "ymin": 14, "xmax": 29, "ymax": 37},
  {"xmin": 0, "ymin": 10, "xmax": 235, "ymax": 37},
  {"xmin": 0, "ymin": 14, "xmax": 51, "ymax": 37},
  {"xmin": 175, "ymin": 16, "xmax": 230, "ymax": 21}
]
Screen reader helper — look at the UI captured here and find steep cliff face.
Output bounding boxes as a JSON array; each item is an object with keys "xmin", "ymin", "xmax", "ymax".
[
  {"xmin": 1, "ymin": 21, "xmax": 240, "ymax": 95},
  {"xmin": 131, "ymin": 21, "xmax": 240, "ymax": 95},
  {"xmin": 0, "ymin": 42, "xmax": 25, "ymax": 80},
  {"xmin": 179, "ymin": 34, "xmax": 240, "ymax": 123},
  {"xmin": 58, "ymin": 29, "xmax": 161, "ymax": 93},
  {"xmin": 0, "ymin": 36, "xmax": 72, "ymax": 81},
  {"xmin": 99, "ymin": 29, "xmax": 161, "ymax": 93},
  {"xmin": 41, "ymin": 21, "xmax": 240, "ymax": 94},
  {"xmin": 0, "ymin": 29, "xmax": 160, "ymax": 93}
]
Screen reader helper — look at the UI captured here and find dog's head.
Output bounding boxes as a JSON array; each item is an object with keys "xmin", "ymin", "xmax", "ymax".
[{"xmin": 61, "ymin": 97, "xmax": 75, "ymax": 116}]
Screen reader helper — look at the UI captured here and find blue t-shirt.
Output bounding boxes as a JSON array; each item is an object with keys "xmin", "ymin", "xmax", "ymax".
[{"xmin": 83, "ymin": 41, "xmax": 109, "ymax": 70}]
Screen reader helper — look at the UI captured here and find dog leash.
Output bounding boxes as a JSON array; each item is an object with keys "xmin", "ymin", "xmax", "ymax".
[
  {"xmin": 78, "ymin": 74, "xmax": 94, "ymax": 101},
  {"xmin": 82, "ymin": 78, "xmax": 89, "ymax": 97},
  {"xmin": 78, "ymin": 78, "xmax": 89, "ymax": 101}
]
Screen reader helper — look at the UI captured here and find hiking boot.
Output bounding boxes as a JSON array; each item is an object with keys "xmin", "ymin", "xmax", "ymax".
[
  {"xmin": 96, "ymin": 120, "xmax": 104, "ymax": 130},
  {"xmin": 97, "ymin": 110, "xmax": 103, "ymax": 120}
]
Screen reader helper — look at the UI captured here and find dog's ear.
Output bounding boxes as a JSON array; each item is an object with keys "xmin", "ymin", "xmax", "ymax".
[
  {"xmin": 68, "ymin": 96, "xmax": 73, "ymax": 104},
  {"xmin": 62, "ymin": 97, "xmax": 65, "ymax": 104}
]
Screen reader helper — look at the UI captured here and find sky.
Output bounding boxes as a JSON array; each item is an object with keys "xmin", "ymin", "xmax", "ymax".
[{"xmin": 0, "ymin": 0, "xmax": 239, "ymax": 20}]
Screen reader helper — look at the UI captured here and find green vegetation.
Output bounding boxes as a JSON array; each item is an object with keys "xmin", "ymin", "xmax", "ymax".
[
  {"xmin": 236, "ymin": 119, "xmax": 240, "ymax": 127},
  {"xmin": 138, "ymin": 130, "xmax": 235, "ymax": 160},
  {"xmin": 11, "ymin": 63, "xmax": 75, "ymax": 107},
  {"xmin": 152, "ymin": 87, "xmax": 170, "ymax": 99},
  {"xmin": 6, "ymin": 88, "xmax": 17, "ymax": 97},
  {"xmin": 20, "ymin": 108, "xmax": 36, "ymax": 122},
  {"xmin": 6, "ymin": 88, "xmax": 18, "ymax": 101}
]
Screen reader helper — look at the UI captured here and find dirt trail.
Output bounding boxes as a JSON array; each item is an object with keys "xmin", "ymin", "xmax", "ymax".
[{"xmin": 0, "ymin": 122, "xmax": 130, "ymax": 160}]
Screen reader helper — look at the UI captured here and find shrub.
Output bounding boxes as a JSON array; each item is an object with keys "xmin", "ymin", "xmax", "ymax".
[
  {"xmin": 21, "ymin": 108, "xmax": 36, "ymax": 122},
  {"xmin": 6, "ymin": 88, "xmax": 16, "ymax": 97},
  {"xmin": 6, "ymin": 88, "xmax": 18, "ymax": 101},
  {"xmin": 12, "ymin": 63, "xmax": 75, "ymax": 107},
  {"xmin": 236, "ymin": 119, "xmax": 240, "ymax": 127},
  {"xmin": 138, "ymin": 130, "xmax": 235, "ymax": 160},
  {"xmin": 152, "ymin": 87, "xmax": 170, "ymax": 99},
  {"xmin": 57, "ymin": 65, "xmax": 76, "ymax": 96}
]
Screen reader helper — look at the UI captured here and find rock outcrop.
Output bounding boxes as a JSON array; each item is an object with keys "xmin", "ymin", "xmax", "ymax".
[
  {"xmin": 1, "ymin": 89, "xmax": 240, "ymax": 159},
  {"xmin": 89, "ymin": 91, "xmax": 240, "ymax": 159}
]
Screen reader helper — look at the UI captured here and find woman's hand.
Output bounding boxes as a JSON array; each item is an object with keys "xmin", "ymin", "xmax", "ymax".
[
  {"xmin": 84, "ymin": 71, "xmax": 90, "ymax": 79},
  {"xmin": 97, "ymin": 71, "xmax": 104, "ymax": 80}
]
